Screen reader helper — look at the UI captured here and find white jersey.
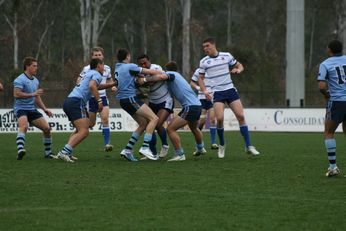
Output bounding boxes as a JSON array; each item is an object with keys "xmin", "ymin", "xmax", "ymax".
[
  {"xmin": 80, "ymin": 64, "xmax": 112, "ymax": 97},
  {"xmin": 148, "ymin": 63, "xmax": 173, "ymax": 104},
  {"xmin": 191, "ymin": 68, "xmax": 212, "ymax": 100},
  {"xmin": 199, "ymin": 52, "xmax": 237, "ymax": 92}
]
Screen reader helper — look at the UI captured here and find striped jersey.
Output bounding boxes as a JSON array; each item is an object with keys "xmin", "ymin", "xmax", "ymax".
[
  {"xmin": 148, "ymin": 63, "xmax": 172, "ymax": 104},
  {"xmin": 191, "ymin": 68, "xmax": 212, "ymax": 100},
  {"xmin": 199, "ymin": 52, "xmax": 237, "ymax": 92}
]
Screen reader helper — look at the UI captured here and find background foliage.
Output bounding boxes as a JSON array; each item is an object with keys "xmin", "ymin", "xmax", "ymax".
[{"xmin": 0, "ymin": 0, "xmax": 343, "ymax": 108}]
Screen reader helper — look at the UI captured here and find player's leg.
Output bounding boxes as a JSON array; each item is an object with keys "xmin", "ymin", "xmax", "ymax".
[
  {"xmin": 323, "ymin": 101, "xmax": 344, "ymax": 176},
  {"xmin": 206, "ymin": 103, "xmax": 218, "ymax": 149},
  {"xmin": 58, "ymin": 97, "xmax": 89, "ymax": 162},
  {"xmin": 324, "ymin": 118, "xmax": 339, "ymax": 176},
  {"xmin": 100, "ymin": 105, "xmax": 112, "ymax": 151},
  {"xmin": 214, "ymin": 102, "xmax": 225, "ymax": 140},
  {"xmin": 228, "ymin": 98, "xmax": 259, "ymax": 155},
  {"xmin": 31, "ymin": 115, "xmax": 55, "ymax": 159},
  {"xmin": 120, "ymin": 113, "xmax": 147, "ymax": 161},
  {"xmin": 135, "ymin": 104, "xmax": 158, "ymax": 160},
  {"xmin": 189, "ymin": 120, "xmax": 206, "ymax": 157},
  {"xmin": 156, "ymin": 108, "xmax": 171, "ymax": 157},
  {"xmin": 166, "ymin": 116, "xmax": 187, "ymax": 161},
  {"xmin": 15, "ymin": 111, "xmax": 29, "ymax": 160},
  {"xmin": 198, "ymin": 108, "xmax": 207, "ymax": 130}
]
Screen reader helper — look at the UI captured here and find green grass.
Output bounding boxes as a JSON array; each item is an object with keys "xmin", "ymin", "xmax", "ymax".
[{"xmin": 1, "ymin": 131, "xmax": 346, "ymax": 231}]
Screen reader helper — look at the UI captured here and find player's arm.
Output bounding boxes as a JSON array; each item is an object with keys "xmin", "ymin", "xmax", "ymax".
[
  {"xmin": 141, "ymin": 68, "xmax": 164, "ymax": 76},
  {"xmin": 35, "ymin": 95, "xmax": 53, "ymax": 117},
  {"xmin": 137, "ymin": 73, "xmax": 173, "ymax": 85},
  {"xmin": 190, "ymin": 80, "xmax": 200, "ymax": 91},
  {"xmin": 230, "ymin": 61, "xmax": 244, "ymax": 74},
  {"xmin": 0, "ymin": 82, "xmax": 3, "ymax": 91},
  {"xmin": 13, "ymin": 87, "xmax": 44, "ymax": 98},
  {"xmin": 318, "ymin": 81, "xmax": 330, "ymax": 99},
  {"xmin": 98, "ymin": 81, "xmax": 117, "ymax": 90},
  {"xmin": 197, "ymin": 74, "xmax": 212, "ymax": 101},
  {"xmin": 89, "ymin": 80, "xmax": 103, "ymax": 112}
]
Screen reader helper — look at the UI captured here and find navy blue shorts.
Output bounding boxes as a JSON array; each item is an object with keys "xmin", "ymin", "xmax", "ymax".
[
  {"xmin": 120, "ymin": 97, "xmax": 144, "ymax": 116},
  {"xmin": 15, "ymin": 109, "xmax": 43, "ymax": 123},
  {"xmin": 63, "ymin": 97, "xmax": 88, "ymax": 122},
  {"xmin": 213, "ymin": 88, "xmax": 240, "ymax": 104},
  {"xmin": 149, "ymin": 99, "xmax": 174, "ymax": 114},
  {"xmin": 200, "ymin": 99, "xmax": 213, "ymax": 110},
  {"xmin": 88, "ymin": 96, "xmax": 109, "ymax": 113},
  {"xmin": 326, "ymin": 101, "xmax": 346, "ymax": 124},
  {"xmin": 178, "ymin": 105, "xmax": 202, "ymax": 122}
]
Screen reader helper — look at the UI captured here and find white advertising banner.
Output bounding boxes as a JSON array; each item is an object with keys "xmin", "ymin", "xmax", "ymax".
[{"xmin": 0, "ymin": 108, "xmax": 332, "ymax": 133}]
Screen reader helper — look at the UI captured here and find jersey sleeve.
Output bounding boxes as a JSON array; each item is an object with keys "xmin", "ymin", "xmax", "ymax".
[
  {"xmin": 129, "ymin": 63, "xmax": 142, "ymax": 76},
  {"xmin": 191, "ymin": 69, "xmax": 200, "ymax": 82},
  {"xmin": 79, "ymin": 66, "xmax": 88, "ymax": 78},
  {"xmin": 13, "ymin": 78, "xmax": 24, "ymax": 89},
  {"xmin": 199, "ymin": 60, "xmax": 206, "ymax": 75},
  {"xmin": 105, "ymin": 65, "xmax": 112, "ymax": 79},
  {"xmin": 317, "ymin": 63, "xmax": 328, "ymax": 81},
  {"xmin": 228, "ymin": 53, "xmax": 237, "ymax": 68},
  {"xmin": 91, "ymin": 72, "xmax": 103, "ymax": 85}
]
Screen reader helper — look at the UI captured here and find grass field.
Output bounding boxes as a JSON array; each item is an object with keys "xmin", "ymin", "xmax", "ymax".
[{"xmin": 0, "ymin": 131, "xmax": 346, "ymax": 231}]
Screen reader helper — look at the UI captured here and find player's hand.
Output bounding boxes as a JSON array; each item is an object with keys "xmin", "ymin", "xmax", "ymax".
[
  {"xmin": 44, "ymin": 109, "xmax": 53, "ymax": 117},
  {"xmin": 35, "ymin": 88, "xmax": 44, "ymax": 96},
  {"xmin": 136, "ymin": 77, "xmax": 146, "ymax": 86},
  {"xmin": 231, "ymin": 68, "xmax": 242, "ymax": 74},
  {"xmin": 98, "ymin": 103, "xmax": 103, "ymax": 113},
  {"xmin": 203, "ymin": 90, "xmax": 213, "ymax": 101},
  {"xmin": 111, "ymin": 86, "xmax": 118, "ymax": 93}
]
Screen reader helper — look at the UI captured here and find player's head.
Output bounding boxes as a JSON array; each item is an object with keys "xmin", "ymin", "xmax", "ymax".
[
  {"xmin": 90, "ymin": 58, "xmax": 104, "ymax": 74},
  {"xmin": 165, "ymin": 61, "xmax": 178, "ymax": 71},
  {"xmin": 23, "ymin": 56, "xmax": 38, "ymax": 75},
  {"xmin": 137, "ymin": 54, "xmax": 151, "ymax": 68},
  {"xmin": 117, "ymin": 48, "xmax": 130, "ymax": 62},
  {"xmin": 202, "ymin": 37, "xmax": 217, "ymax": 56},
  {"xmin": 91, "ymin": 47, "xmax": 105, "ymax": 61},
  {"xmin": 327, "ymin": 40, "xmax": 343, "ymax": 56}
]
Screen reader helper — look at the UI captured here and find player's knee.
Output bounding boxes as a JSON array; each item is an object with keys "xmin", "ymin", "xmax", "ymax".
[
  {"xmin": 81, "ymin": 128, "xmax": 89, "ymax": 138},
  {"xmin": 236, "ymin": 114, "xmax": 245, "ymax": 123},
  {"xmin": 42, "ymin": 126, "xmax": 51, "ymax": 135}
]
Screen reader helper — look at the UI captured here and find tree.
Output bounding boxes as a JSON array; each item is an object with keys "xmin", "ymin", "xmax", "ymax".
[
  {"xmin": 165, "ymin": 0, "xmax": 177, "ymax": 61},
  {"xmin": 181, "ymin": 0, "xmax": 191, "ymax": 77},
  {"xmin": 79, "ymin": 0, "xmax": 119, "ymax": 62}
]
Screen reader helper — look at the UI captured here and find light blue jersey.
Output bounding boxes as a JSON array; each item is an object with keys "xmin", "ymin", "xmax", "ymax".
[
  {"xmin": 115, "ymin": 62, "xmax": 142, "ymax": 100},
  {"xmin": 166, "ymin": 71, "xmax": 201, "ymax": 107},
  {"xmin": 68, "ymin": 69, "xmax": 102, "ymax": 103},
  {"xmin": 13, "ymin": 73, "xmax": 39, "ymax": 113},
  {"xmin": 318, "ymin": 55, "xmax": 346, "ymax": 101}
]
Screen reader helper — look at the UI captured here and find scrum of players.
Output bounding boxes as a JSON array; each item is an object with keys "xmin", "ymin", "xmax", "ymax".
[{"xmin": 12, "ymin": 37, "xmax": 260, "ymax": 164}]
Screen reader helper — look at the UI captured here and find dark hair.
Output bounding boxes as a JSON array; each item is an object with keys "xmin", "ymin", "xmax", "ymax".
[
  {"xmin": 203, "ymin": 37, "xmax": 216, "ymax": 44},
  {"xmin": 91, "ymin": 46, "xmax": 104, "ymax": 56},
  {"xmin": 328, "ymin": 40, "xmax": 343, "ymax": 54},
  {"xmin": 165, "ymin": 61, "xmax": 178, "ymax": 71},
  {"xmin": 137, "ymin": 54, "xmax": 150, "ymax": 62},
  {"xmin": 23, "ymin": 56, "xmax": 37, "ymax": 71},
  {"xmin": 117, "ymin": 48, "xmax": 130, "ymax": 62},
  {"xmin": 90, "ymin": 58, "xmax": 103, "ymax": 69}
]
